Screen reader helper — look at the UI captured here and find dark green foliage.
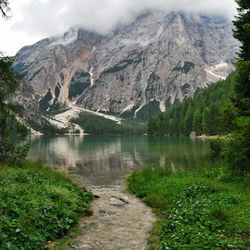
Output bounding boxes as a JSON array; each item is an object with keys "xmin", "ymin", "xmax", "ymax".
[
  {"xmin": 136, "ymin": 101, "xmax": 161, "ymax": 121},
  {"xmin": 0, "ymin": 56, "xmax": 19, "ymax": 102},
  {"xmin": 39, "ymin": 91, "xmax": 69, "ymax": 114},
  {"xmin": 210, "ymin": 139, "xmax": 225, "ymax": 159},
  {"xmin": 0, "ymin": 162, "xmax": 93, "ymax": 249},
  {"xmin": 223, "ymin": 117, "xmax": 250, "ymax": 172},
  {"xmin": 226, "ymin": 0, "xmax": 250, "ymax": 172},
  {"xmin": 192, "ymin": 108, "xmax": 202, "ymax": 135},
  {"xmin": 183, "ymin": 102, "xmax": 194, "ymax": 134},
  {"xmin": 68, "ymin": 71, "xmax": 91, "ymax": 99},
  {"xmin": 202, "ymin": 104, "xmax": 221, "ymax": 135},
  {"xmin": 147, "ymin": 73, "xmax": 237, "ymax": 136},
  {"xmin": 234, "ymin": 61, "xmax": 250, "ymax": 116},
  {"xmin": 38, "ymin": 89, "xmax": 53, "ymax": 112},
  {"xmin": 127, "ymin": 164, "xmax": 250, "ymax": 249},
  {"xmin": 233, "ymin": 0, "xmax": 250, "ymax": 61},
  {"xmin": 0, "ymin": 56, "xmax": 28, "ymax": 164},
  {"xmin": 27, "ymin": 119, "xmax": 68, "ymax": 135},
  {"xmin": 72, "ymin": 112, "xmax": 146, "ymax": 135},
  {"xmin": 219, "ymin": 102, "xmax": 237, "ymax": 133},
  {"xmin": 68, "ymin": 81, "xmax": 89, "ymax": 99},
  {"xmin": 10, "ymin": 103, "xmax": 25, "ymax": 118}
]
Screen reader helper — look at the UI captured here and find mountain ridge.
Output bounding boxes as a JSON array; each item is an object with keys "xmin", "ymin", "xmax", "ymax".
[{"xmin": 14, "ymin": 11, "xmax": 238, "ymax": 124}]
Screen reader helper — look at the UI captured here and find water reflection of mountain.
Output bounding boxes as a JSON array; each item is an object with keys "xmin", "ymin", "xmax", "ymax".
[
  {"xmin": 28, "ymin": 136, "xmax": 144, "ymax": 186},
  {"xmin": 27, "ymin": 136, "xmax": 211, "ymax": 186}
]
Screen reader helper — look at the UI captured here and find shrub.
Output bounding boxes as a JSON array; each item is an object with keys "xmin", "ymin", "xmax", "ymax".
[{"xmin": 0, "ymin": 162, "xmax": 93, "ymax": 249}]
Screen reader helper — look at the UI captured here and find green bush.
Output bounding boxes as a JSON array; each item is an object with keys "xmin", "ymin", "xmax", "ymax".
[
  {"xmin": 223, "ymin": 117, "xmax": 250, "ymax": 173},
  {"xmin": 0, "ymin": 162, "xmax": 93, "ymax": 249},
  {"xmin": 210, "ymin": 138, "xmax": 225, "ymax": 159}
]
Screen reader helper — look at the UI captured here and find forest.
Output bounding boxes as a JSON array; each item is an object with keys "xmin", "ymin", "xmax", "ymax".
[
  {"xmin": 147, "ymin": 73, "xmax": 237, "ymax": 136},
  {"xmin": 71, "ymin": 112, "xmax": 146, "ymax": 135}
]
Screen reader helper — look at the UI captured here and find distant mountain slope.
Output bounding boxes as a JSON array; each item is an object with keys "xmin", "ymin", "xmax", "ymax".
[
  {"xmin": 15, "ymin": 11, "xmax": 238, "ymax": 120},
  {"xmin": 147, "ymin": 72, "xmax": 237, "ymax": 136}
]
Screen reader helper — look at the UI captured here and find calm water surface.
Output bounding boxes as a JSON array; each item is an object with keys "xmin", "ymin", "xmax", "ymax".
[{"xmin": 27, "ymin": 136, "xmax": 211, "ymax": 186}]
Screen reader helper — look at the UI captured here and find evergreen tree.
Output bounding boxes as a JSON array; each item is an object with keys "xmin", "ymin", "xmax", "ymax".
[
  {"xmin": 183, "ymin": 103, "xmax": 193, "ymax": 135},
  {"xmin": 233, "ymin": 0, "xmax": 250, "ymax": 115},
  {"xmin": 192, "ymin": 108, "xmax": 202, "ymax": 135},
  {"xmin": 225, "ymin": 0, "xmax": 250, "ymax": 171},
  {"xmin": 202, "ymin": 104, "xmax": 220, "ymax": 135},
  {"xmin": 0, "ymin": 57, "xmax": 28, "ymax": 163},
  {"xmin": 226, "ymin": 0, "xmax": 250, "ymax": 171},
  {"xmin": 219, "ymin": 102, "xmax": 236, "ymax": 133},
  {"xmin": 202, "ymin": 107, "xmax": 210, "ymax": 135},
  {"xmin": 0, "ymin": 1, "xmax": 28, "ymax": 164}
]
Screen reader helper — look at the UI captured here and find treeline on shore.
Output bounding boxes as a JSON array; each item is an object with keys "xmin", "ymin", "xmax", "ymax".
[
  {"xmin": 71, "ymin": 112, "xmax": 146, "ymax": 135},
  {"xmin": 147, "ymin": 73, "xmax": 237, "ymax": 136}
]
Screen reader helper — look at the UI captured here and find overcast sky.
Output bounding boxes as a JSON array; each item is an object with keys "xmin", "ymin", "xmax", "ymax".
[{"xmin": 0, "ymin": 0, "xmax": 238, "ymax": 56}]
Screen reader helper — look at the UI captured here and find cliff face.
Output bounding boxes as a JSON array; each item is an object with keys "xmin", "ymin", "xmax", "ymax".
[{"xmin": 15, "ymin": 11, "xmax": 238, "ymax": 119}]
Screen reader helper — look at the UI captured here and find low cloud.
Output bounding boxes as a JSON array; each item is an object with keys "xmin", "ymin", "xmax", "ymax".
[{"xmin": 14, "ymin": 0, "xmax": 238, "ymax": 37}]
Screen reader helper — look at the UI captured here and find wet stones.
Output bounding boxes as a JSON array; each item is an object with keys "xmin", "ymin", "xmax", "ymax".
[{"xmin": 109, "ymin": 196, "xmax": 129, "ymax": 207}]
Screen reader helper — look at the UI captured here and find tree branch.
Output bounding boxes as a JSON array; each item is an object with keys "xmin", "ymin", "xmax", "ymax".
[{"xmin": 0, "ymin": 0, "xmax": 10, "ymax": 18}]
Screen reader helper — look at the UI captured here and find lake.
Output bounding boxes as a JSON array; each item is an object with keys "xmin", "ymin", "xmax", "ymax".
[{"xmin": 27, "ymin": 136, "xmax": 211, "ymax": 187}]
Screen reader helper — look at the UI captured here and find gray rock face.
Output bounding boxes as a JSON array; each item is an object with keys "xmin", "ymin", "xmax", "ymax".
[{"xmin": 15, "ymin": 11, "xmax": 238, "ymax": 118}]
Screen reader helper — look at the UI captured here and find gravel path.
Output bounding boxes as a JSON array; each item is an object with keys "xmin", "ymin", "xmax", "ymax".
[{"xmin": 67, "ymin": 185, "xmax": 156, "ymax": 250}]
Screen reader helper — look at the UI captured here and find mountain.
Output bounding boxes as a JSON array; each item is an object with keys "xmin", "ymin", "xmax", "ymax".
[{"xmin": 14, "ymin": 11, "xmax": 238, "ymax": 123}]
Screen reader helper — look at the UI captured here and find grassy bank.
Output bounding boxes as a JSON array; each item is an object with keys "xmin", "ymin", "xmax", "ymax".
[
  {"xmin": 127, "ymin": 162, "xmax": 250, "ymax": 249},
  {"xmin": 0, "ymin": 162, "xmax": 93, "ymax": 249}
]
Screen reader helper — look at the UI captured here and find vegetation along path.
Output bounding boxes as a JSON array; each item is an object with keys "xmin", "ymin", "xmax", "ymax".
[{"xmin": 67, "ymin": 183, "xmax": 156, "ymax": 250}]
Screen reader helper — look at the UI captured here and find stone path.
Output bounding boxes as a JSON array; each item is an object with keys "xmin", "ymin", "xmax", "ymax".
[{"xmin": 67, "ymin": 185, "xmax": 156, "ymax": 250}]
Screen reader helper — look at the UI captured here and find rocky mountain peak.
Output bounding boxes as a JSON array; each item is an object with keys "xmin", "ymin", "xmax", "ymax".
[{"xmin": 15, "ymin": 11, "xmax": 238, "ymax": 119}]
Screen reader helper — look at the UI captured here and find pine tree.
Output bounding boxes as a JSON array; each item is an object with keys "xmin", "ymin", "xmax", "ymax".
[
  {"xmin": 0, "ymin": 57, "xmax": 28, "ymax": 163},
  {"xmin": 233, "ymin": 0, "xmax": 250, "ymax": 116},
  {"xmin": 192, "ymin": 108, "xmax": 202, "ymax": 135},
  {"xmin": 0, "ymin": 1, "xmax": 28, "ymax": 164},
  {"xmin": 226, "ymin": 0, "xmax": 250, "ymax": 171},
  {"xmin": 183, "ymin": 104, "xmax": 193, "ymax": 135},
  {"xmin": 219, "ymin": 102, "xmax": 236, "ymax": 133}
]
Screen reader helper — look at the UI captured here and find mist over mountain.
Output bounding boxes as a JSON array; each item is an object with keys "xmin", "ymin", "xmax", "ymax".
[
  {"xmin": 14, "ymin": 0, "xmax": 237, "ymax": 37},
  {"xmin": 0, "ymin": 0, "xmax": 237, "ymax": 56},
  {"xmin": 15, "ymin": 10, "xmax": 238, "ymax": 124}
]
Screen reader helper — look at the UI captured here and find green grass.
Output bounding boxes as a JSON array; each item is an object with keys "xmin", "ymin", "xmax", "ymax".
[
  {"xmin": 0, "ymin": 162, "xmax": 93, "ymax": 249},
  {"xmin": 127, "ymin": 162, "xmax": 250, "ymax": 249}
]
